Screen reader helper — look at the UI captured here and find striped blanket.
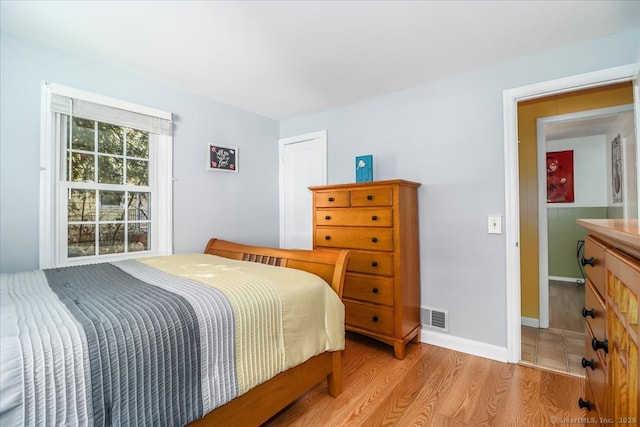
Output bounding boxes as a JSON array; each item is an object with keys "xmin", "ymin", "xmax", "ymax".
[{"xmin": 0, "ymin": 254, "xmax": 345, "ymax": 426}]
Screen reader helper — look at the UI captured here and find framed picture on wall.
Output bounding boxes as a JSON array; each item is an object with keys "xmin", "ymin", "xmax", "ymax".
[
  {"xmin": 208, "ymin": 143, "xmax": 238, "ymax": 173},
  {"xmin": 546, "ymin": 150, "xmax": 574, "ymax": 203},
  {"xmin": 611, "ymin": 134, "xmax": 622, "ymax": 203}
]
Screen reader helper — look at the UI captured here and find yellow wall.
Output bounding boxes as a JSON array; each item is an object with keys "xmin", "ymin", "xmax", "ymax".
[{"xmin": 518, "ymin": 82, "xmax": 633, "ymax": 319}]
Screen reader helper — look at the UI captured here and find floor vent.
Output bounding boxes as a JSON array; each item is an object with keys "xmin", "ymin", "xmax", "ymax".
[{"xmin": 421, "ymin": 307, "xmax": 448, "ymax": 332}]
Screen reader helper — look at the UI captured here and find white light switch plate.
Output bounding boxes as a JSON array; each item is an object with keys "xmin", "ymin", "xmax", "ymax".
[{"xmin": 488, "ymin": 216, "xmax": 502, "ymax": 234}]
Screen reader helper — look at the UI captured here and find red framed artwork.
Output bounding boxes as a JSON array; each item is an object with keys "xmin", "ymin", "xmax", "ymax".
[{"xmin": 546, "ymin": 150, "xmax": 574, "ymax": 203}]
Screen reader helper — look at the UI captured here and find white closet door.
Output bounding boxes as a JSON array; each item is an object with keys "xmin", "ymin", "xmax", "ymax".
[{"xmin": 279, "ymin": 131, "xmax": 327, "ymax": 249}]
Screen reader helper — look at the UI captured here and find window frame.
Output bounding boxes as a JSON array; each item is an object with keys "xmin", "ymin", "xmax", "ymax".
[{"xmin": 39, "ymin": 82, "xmax": 173, "ymax": 268}]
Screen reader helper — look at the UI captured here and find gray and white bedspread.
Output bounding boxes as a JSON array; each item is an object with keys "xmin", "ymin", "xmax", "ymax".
[{"xmin": 0, "ymin": 254, "xmax": 345, "ymax": 426}]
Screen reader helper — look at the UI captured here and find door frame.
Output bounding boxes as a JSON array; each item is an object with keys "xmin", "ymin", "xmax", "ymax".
[
  {"xmin": 278, "ymin": 130, "xmax": 327, "ymax": 248},
  {"xmin": 502, "ymin": 63, "xmax": 638, "ymax": 363}
]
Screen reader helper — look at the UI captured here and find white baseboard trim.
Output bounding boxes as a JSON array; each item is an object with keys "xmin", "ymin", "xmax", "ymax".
[
  {"xmin": 521, "ymin": 317, "xmax": 539, "ymax": 328},
  {"xmin": 549, "ymin": 276, "xmax": 583, "ymax": 283},
  {"xmin": 420, "ymin": 327, "xmax": 509, "ymax": 363}
]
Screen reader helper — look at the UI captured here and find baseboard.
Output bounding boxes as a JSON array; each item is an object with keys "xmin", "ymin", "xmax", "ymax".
[
  {"xmin": 521, "ymin": 316, "xmax": 539, "ymax": 328},
  {"xmin": 549, "ymin": 275, "xmax": 583, "ymax": 283},
  {"xmin": 420, "ymin": 327, "xmax": 508, "ymax": 363}
]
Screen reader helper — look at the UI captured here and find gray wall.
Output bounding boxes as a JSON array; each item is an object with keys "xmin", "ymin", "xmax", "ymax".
[
  {"xmin": 1, "ymin": 27, "xmax": 639, "ymax": 351},
  {"xmin": 0, "ymin": 32, "xmax": 279, "ymax": 273},
  {"xmin": 280, "ymin": 29, "xmax": 640, "ymax": 348}
]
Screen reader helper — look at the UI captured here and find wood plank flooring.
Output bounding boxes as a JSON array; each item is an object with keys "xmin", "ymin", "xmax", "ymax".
[{"xmin": 264, "ymin": 333, "xmax": 586, "ymax": 426}]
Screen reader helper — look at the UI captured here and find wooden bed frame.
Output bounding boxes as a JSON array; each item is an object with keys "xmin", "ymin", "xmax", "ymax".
[{"xmin": 190, "ymin": 238, "xmax": 350, "ymax": 426}]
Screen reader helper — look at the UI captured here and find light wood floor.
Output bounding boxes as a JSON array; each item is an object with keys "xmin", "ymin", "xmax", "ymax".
[{"xmin": 265, "ymin": 333, "xmax": 586, "ymax": 426}]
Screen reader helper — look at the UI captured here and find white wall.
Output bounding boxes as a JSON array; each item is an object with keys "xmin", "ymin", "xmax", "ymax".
[
  {"xmin": 280, "ymin": 29, "xmax": 640, "ymax": 351},
  {"xmin": 0, "ymin": 32, "xmax": 279, "ymax": 273},
  {"xmin": 546, "ymin": 135, "xmax": 607, "ymax": 207}
]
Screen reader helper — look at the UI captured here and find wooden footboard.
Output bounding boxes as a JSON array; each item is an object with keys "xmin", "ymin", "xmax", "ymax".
[{"xmin": 190, "ymin": 239, "xmax": 349, "ymax": 426}]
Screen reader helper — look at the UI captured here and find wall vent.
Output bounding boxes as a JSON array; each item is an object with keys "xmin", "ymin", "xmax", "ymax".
[{"xmin": 421, "ymin": 307, "xmax": 448, "ymax": 332}]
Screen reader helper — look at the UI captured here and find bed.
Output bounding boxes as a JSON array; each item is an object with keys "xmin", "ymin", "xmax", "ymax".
[{"xmin": 0, "ymin": 238, "xmax": 350, "ymax": 426}]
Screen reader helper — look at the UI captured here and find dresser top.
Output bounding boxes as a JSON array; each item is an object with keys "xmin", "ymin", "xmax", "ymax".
[
  {"xmin": 308, "ymin": 179, "xmax": 421, "ymax": 191},
  {"xmin": 577, "ymin": 219, "xmax": 640, "ymax": 251}
]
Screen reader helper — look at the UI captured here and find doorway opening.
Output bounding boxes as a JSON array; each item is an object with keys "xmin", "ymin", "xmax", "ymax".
[
  {"xmin": 502, "ymin": 64, "xmax": 639, "ymax": 370},
  {"xmin": 524, "ymin": 104, "xmax": 636, "ymax": 376}
]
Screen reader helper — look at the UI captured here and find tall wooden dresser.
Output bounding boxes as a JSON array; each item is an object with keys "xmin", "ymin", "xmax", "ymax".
[
  {"xmin": 309, "ymin": 179, "xmax": 421, "ymax": 359},
  {"xmin": 577, "ymin": 219, "xmax": 639, "ymax": 426}
]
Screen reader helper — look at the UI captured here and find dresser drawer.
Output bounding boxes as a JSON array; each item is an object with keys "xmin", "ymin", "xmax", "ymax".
[
  {"xmin": 344, "ymin": 301, "xmax": 394, "ymax": 335},
  {"xmin": 351, "ymin": 187, "xmax": 392, "ymax": 207},
  {"xmin": 315, "ymin": 227, "xmax": 393, "ymax": 251},
  {"xmin": 585, "ymin": 324, "xmax": 606, "ymax": 416},
  {"xmin": 314, "ymin": 190, "xmax": 350, "ymax": 208},
  {"xmin": 344, "ymin": 273, "xmax": 393, "ymax": 305},
  {"xmin": 584, "ymin": 236, "xmax": 606, "ymax": 298},
  {"xmin": 315, "ymin": 208, "xmax": 393, "ymax": 227},
  {"xmin": 584, "ymin": 279, "xmax": 606, "ymax": 345},
  {"xmin": 348, "ymin": 251, "xmax": 394, "ymax": 276}
]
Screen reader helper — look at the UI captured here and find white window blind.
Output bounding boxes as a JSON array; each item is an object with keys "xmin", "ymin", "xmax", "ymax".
[{"xmin": 50, "ymin": 93, "xmax": 172, "ymax": 136}]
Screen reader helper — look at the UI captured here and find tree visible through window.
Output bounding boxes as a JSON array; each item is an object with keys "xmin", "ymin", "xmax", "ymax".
[{"xmin": 65, "ymin": 117, "xmax": 151, "ymax": 258}]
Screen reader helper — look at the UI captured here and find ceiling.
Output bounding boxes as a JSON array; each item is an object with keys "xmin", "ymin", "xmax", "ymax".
[
  {"xmin": 1, "ymin": 1, "xmax": 639, "ymax": 120},
  {"xmin": 545, "ymin": 110, "xmax": 635, "ymax": 142}
]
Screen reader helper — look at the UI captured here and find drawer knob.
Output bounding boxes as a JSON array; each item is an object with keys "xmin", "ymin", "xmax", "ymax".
[
  {"xmin": 371, "ymin": 237, "xmax": 378, "ymax": 243},
  {"xmin": 578, "ymin": 398, "xmax": 592, "ymax": 411},
  {"xmin": 372, "ymin": 287, "xmax": 379, "ymax": 294},
  {"xmin": 371, "ymin": 215, "xmax": 378, "ymax": 221},
  {"xmin": 324, "ymin": 235, "xmax": 331, "ymax": 240},
  {"xmin": 591, "ymin": 337, "xmax": 608, "ymax": 354},
  {"xmin": 372, "ymin": 316, "xmax": 379, "ymax": 322},
  {"xmin": 371, "ymin": 261, "xmax": 378, "ymax": 267},
  {"xmin": 367, "ymin": 195, "xmax": 373, "ymax": 200},
  {"xmin": 581, "ymin": 357, "xmax": 596, "ymax": 370},
  {"xmin": 325, "ymin": 215, "xmax": 331, "ymax": 220},
  {"xmin": 328, "ymin": 197, "xmax": 335, "ymax": 202},
  {"xmin": 581, "ymin": 256, "xmax": 595, "ymax": 267},
  {"xmin": 581, "ymin": 307, "xmax": 596, "ymax": 318}
]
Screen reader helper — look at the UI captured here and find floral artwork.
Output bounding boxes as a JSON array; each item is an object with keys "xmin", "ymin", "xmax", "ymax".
[
  {"xmin": 546, "ymin": 150, "xmax": 574, "ymax": 203},
  {"xmin": 355, "ymin": 155, "xmax": 373, "ymax": 182},
  {"xmin": 208, "ymin": 144, "xmax": 238, "ymax": 173}
]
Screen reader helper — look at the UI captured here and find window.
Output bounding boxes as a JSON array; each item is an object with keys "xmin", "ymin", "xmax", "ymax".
[{"xmin": 40, "ymin": 83, "xmax": 173, "ymax": 268}]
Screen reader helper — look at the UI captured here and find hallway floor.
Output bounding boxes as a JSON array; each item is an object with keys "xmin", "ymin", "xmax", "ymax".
[
  {"xmin": 520, "ymin": 280, "xmax": 586, "ymax": 377},
  {"xmin": 520, "ymin": 325, "xmax": 585, "ymax": 377}
]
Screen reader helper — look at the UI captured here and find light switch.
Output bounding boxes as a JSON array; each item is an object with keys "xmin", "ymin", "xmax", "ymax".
[{"xmin": 488, "ymin": 216, "xmax": 502, "ymax": 234}]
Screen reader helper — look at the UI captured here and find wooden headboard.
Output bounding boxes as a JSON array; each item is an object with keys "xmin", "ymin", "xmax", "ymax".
[{"xmin": 203, "ymin": 238, "xmax": 350, "ymax": 297}]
